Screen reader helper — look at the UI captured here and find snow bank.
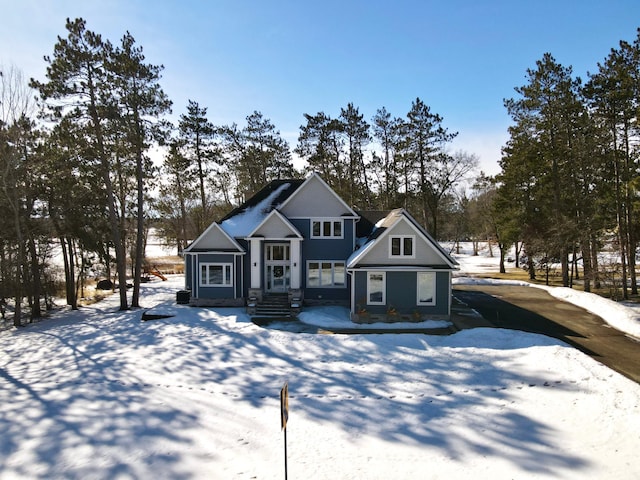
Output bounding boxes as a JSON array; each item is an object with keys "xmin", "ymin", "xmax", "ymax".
[{"xmin": 539, "ymin": 285, "xmax": 640, "ymax": 339}]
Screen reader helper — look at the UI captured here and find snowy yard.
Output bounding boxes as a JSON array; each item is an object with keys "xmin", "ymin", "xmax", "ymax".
[{"xmin": 1, "ymin": 250, "xmax": 640, "ymax": 478}]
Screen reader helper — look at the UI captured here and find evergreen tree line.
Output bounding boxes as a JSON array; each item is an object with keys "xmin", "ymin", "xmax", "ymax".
[
  {"xmin": 161, "ymin": 97, "xmax": 478, "ymax": 253},
  {"xmin": 0, "ymin": 18, "xmax": 475, "ymax": 324},
  {"xmin": 469, "ymin": 29, "xmax": 640, "ymax": 298}
]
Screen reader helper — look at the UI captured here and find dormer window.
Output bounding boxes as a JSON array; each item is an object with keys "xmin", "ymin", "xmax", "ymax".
[{"xmin": 390, "ymin": 235, "xmax": 414, "ymax": 258}]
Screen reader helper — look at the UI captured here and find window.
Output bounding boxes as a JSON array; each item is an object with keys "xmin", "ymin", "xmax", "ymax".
[
  {"xmin": 367, "ymin": 272, "xmax": 385, "ymax": 305},
  {"xmin": 307, "ymin": 261, "xmax": 346, "ymax": 287},
  {"xmin": 390, "ymin": 235, "xmax": 415, "ymax": 258},
  {"xmin": 417, "ymin": 272, "xmax": 436, "ymax": 305},
  {"xmin": 200, "ymin": 263, "xmax": 233, "ymax": 287},
  {"xmin": 311, "ymin": 219, "xmax": 344, "ymax": 238},
  {"xmin": 266, "ymin": 244, "xmax": 290, "ymax": 261}
]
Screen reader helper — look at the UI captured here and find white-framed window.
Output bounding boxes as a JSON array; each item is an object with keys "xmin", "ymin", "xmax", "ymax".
[
  {"xmin": 389, "ymin": 235, "xmax": 415, "ymax": 258},
  {"xmin": 367, "ymin": 271, "xmax": 386, "ymax": 305},
  {"xmin": 417, "ymin": 272, "xmax": 436, "ymax": 305},
  {"xmin": 307, "ymin": 261, "xmax": 346, "ymax": 288},
  {"xmin": 200, "ymin": 263, "xmax": 233, "ymax": 287},
  {"xmin": 311, "ymin": 218, "xmax": 344, "ymax": 238}
]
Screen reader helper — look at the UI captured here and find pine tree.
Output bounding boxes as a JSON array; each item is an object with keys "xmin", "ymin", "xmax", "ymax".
[
  {"xmin": 584, "ymin": 31, "xmax": 640, "ymax": 297},
  {"xmin": 339, "ymin": 103, "xmax": 370, "ymax": 207},
  {"xmin": 399, "ymin": 98, "xmax": 458, "ymax": 236},
  {"xmin": 371, "ymin": 107, "xmax": 403, "ymax": 208},
  {"xmin": 222, "ymin": 111, "xmax": 296, "ymax": 200},
  {"xmin": 503, "ymin": 53, "xmax": 600, "ymax": 288},
  {"xmin": 295, "ymin": 112, "xmax": 345, "ymax": 198},
  {"xmin": 109, "ymin": 31, "xmax": 171, "ymax": 307},
  {"xmin": 32, "ymin": 18, "xmax": 126, "ymax": 310},
  {"xmin": 178, "ymin": 100, "xmax": 216, "ymax": 231}
]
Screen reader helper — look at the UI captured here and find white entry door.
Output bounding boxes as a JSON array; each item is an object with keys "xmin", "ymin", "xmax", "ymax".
[{"xmin": 265, "ymin": 244, "xmax": 290, "ymax": 293}]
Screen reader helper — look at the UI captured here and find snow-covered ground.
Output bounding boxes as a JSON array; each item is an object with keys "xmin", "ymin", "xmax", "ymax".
[
  {"xmin": 1, "ymin": 249, "xmax": 640, "ymax": 479},
  {"xmin": 450, "ymin": 242, "xmax": 640, "ymax": 339}
]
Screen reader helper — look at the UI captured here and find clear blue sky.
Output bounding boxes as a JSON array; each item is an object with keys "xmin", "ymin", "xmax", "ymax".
[{"xmin": 2, "ymin": 0, "xmax": 639, "ymax": 174}]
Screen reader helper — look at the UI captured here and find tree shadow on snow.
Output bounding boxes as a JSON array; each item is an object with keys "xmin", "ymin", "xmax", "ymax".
[
  {"xmin": 0, "ymin": 308, "xmax": 206, "ymax": 479},
  {"xmin": 0, "ymin": 282, "xmax": 592, "ymax": 478},
  {"xmin": 135, "ymin": 307, "xmax": 591, "ymax": 477}
]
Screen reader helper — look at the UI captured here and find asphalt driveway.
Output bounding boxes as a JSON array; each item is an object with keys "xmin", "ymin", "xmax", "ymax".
[{"xmin": 453, "ymin": 284, "xmax": 640, "ymax": 384}]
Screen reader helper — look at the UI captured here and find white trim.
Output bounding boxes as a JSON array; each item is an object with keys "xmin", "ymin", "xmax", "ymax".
[
  {"xmin": 247, "ymin": 209, "xmax": 303, "ymax": 239},
  {"xmin": 200, "ymin": 262, "xmax": 233, "ymax": 287},
  {"xmin": 347, "ymin": 214, "xmax": 402, "ymax": 267},
  {"xmin": 240, "ymin": 255, "xmax": 244, "ymax": 299},
  {"xmin": 347, "ymin": 211, "xmax": 458, "ymax": 269},
  {"xmin": 310, "ymin": 218, "xmax": 344, "ymax": 239},
  {"xmin": 250, "ymin": 238, "xmax": 261, "ymax": 289},
  {"xmin": 416, "ymin": 271, "xmax": 436, "ymax": 306},
  {"xmin": 290, "ymin": 239, "xmax": 301, "ymax": 289},
  {"xmin": 264, "ymin": 243, "xmax": 291, "ymax": 293},
  {"xmin": 193, "ymin": 254, "xmax": 198, "ymax": 298},
  {"xmin": 349, "ymin": 266, "xmax": 443, "ymax": 271},
  {"xmin": 306, "ymin": 260, "xmax": 346, "ymax": 288},
  {"xmin": 184, "ymin": 222, "xmax": 244, "ymax": 253},
  {"xmin": 388, "ymin": 235, "xmax": 416, "ymax": 258},
  {"xmin": 401, "ymin": 210, "xmax": 459, "ymax": 268},
  {"xmin": 367, "ymin": 271, "xmax": 386, "ymax": 305},
  {"xmin": 348, "ymin": 269, "xmax": 356, "ymax": 314}
]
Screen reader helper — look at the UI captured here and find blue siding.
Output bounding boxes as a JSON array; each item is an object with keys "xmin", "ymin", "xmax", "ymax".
[
  {"xmin": 353, "ymin": 270, "xmax": 450, "ymax": 316},
  {"xmin": 193, "ymin": 253, "xmax": 242, "ymax": 300},
  {"xmin": 290, "ymin": 218, "xmax": 355, "ymax": 302}
]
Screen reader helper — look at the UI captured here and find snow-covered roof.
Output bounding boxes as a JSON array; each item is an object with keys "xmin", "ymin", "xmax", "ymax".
[{"xmin": 220, "ymin": 182, "xmax": 300, "ymax": 238}]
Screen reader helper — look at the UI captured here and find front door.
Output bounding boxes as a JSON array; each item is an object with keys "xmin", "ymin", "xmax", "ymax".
[{"xmin": 265, "ymin": 244, "xmax": 290, "ymax": 293}]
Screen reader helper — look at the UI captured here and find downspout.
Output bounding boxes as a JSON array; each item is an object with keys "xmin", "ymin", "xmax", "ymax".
[
  {"xmin": 448, "ymin": 270, "xmax": 452, "ymax": 317},
  {"xmin": 183, "ymin": 253, "xmax": 189, "ymax": 290},
  {"xmin": 193, "ymin": 254, "xmax": 198, "ymax": 300},
  {"xmin": 347, "ymin": 269, "xmax": 355, "ymax": 315}
]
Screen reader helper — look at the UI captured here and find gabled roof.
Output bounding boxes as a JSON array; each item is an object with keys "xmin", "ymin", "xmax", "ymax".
[
  {"xmin": 248, "ymin": 209, "xmax": 303, "ymax": 239},
  {"xmin": 279, "ymin": 173, "xmax": 359, "ymax": 218},
  {"xmin": 184, "ymin": 222, "xmax": 245, "ymax": 253},
  {"xmin": 347, "ymin": 208, "xmax": 458, "ymax": 269},
  {"xmin": 219, "ymin": 180, "xmax": 304, "ymax": 238}
]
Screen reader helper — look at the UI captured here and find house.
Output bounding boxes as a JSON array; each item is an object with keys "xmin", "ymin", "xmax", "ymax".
[{"xmin": 183, "ymin": 173, "xmax": 458, "ymax": 322}]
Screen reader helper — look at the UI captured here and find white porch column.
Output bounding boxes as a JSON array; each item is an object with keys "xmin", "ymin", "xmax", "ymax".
[
  {"xmin": 290, "ymin": 239, "xmax": 301, "ymax": 289},
  {"xmin": 250, "ymin": 238, "xmax": 262, "ymax": 289}
]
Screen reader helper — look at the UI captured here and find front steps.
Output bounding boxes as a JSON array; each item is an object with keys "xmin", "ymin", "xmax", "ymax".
[{"xmin": 254, "ymin": 293, "xmax": 291, "ymax": 317}]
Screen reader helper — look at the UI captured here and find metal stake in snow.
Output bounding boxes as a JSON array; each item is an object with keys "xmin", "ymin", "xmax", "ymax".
[{"xmin": 280, "ymin": 382, "xmax": 289, "ymax": 480}]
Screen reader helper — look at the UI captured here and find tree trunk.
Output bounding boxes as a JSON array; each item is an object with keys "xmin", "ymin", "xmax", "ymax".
[
  {"xmin": 132, "ymin": 108, "xmax": 145, "ymax": 309},
  {"xmin": 526, "ymin": 249, "xmax": 536, "ymax": 280},
  {"xmin": 591, "ymin": 234, "xmax": 601, "ymax": 289},
  {"xmin": 499, "ymin": 244, "xmax": 506, "ymax": 274},
  {"xmin": 85, "ymin": 65, "xmax": 129, "ymax": 311},
  {"xmin": 561, "ymin": 248, "xmax": 570, "ymax": 287},
  {"xmin": 67, "ymin": 238, "xmax": 77, "ymax": 310},
  {"xmin": 27, "ymin": 234, "xmax": 42, "ymax": 319},
  {"xmin": 582, "ymin": 239, "xmax": 592, "ymax": 293}
]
